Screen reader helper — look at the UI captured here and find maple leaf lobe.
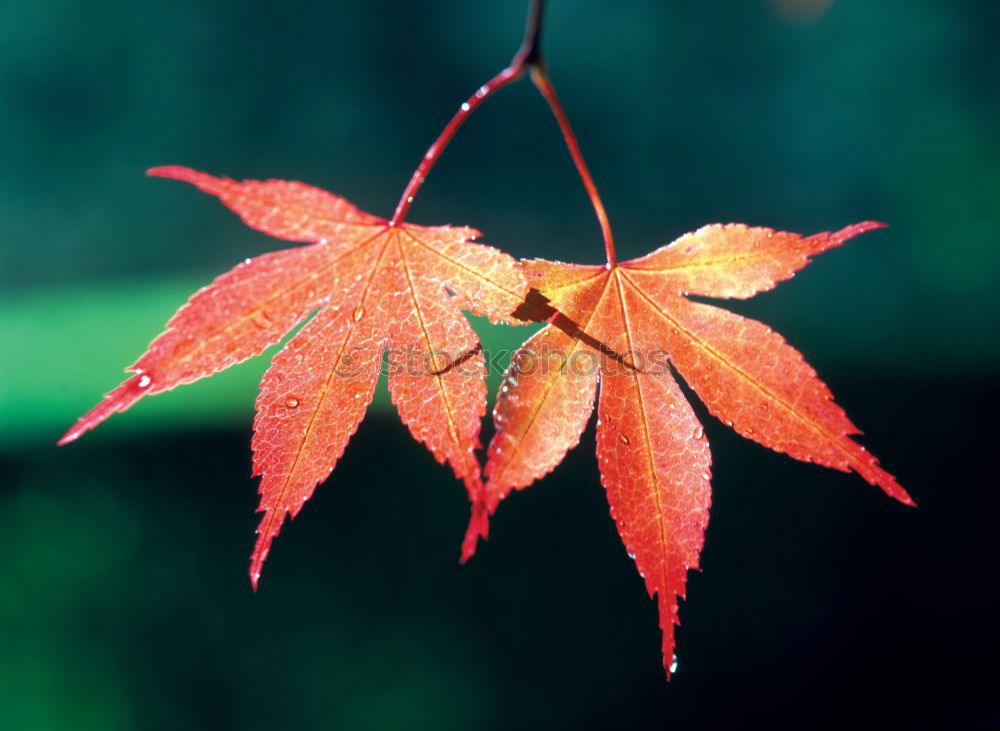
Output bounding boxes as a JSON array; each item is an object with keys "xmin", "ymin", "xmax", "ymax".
[{"xmin": 625, "ymin": 221, "xmax": 886, "ymax": 298}]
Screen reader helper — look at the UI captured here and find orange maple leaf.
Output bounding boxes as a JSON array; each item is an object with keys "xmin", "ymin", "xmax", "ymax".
[
  {"xmin": 464, "ymin": 221, "xmax": 913, "ymax": 675},
  {"xmin": 60, "ymin": 166, "xmax": 526, "ymax": 587}
]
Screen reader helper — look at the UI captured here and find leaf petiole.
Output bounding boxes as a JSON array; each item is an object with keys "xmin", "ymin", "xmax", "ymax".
[
  {"xmin": 389, "ymin": 0, "xmax": 547, "ymax": 225},
  {"xmin": 529, "ymin": 65, "xmax": 618, "ymax": 267}
]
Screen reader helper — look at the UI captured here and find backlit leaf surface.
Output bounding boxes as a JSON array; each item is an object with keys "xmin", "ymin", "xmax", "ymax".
[
  {"xmin": 60, "ymin": 167, "xmax": 526, "ymax": 586},
  {"xmin": 466, "ymin": 222, "xmax": 911, "ymax": 676}
]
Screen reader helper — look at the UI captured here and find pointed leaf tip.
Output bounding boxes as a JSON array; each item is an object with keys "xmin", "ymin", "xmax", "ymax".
[
  {"xmin": 146, "ymin": 166, "xmax": 234, "ymax": 198},
  {"xmin": 249, "ymin": 546, "xmax": 268, "ymax": 592},
  {"xmin": 248, "ymin": 508, "xmax": 282, "ymax": 591},
  {"xmin": 57, "ymin": 373, "xmax": 152, "ymax": 446},
  {"xmin": 147, "ymin": 165, "xmax": 202, "ymax": 182},
  {"xmin": 664, "ymin": 652, "xmax": 678, "ymax": 681},
  {"xmin": 460, "ymin": 500, "xmax": 490, "ymax": 563},
  {"xmin": 892, "ymin": 486, "xmax": 917, "ymax": 508},
  {"xmin": 830, "ymin": 220, "xmax": 887, "ymax": 242}
]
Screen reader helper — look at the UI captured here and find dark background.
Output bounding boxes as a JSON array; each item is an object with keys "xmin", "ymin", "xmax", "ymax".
[{"xmin": 1, "ymin": 1, "xmax": 998, "ymax": 728}]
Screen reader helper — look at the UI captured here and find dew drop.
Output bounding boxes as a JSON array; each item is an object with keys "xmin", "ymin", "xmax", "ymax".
[
  {"xmin": 137, "ymin": 374, "xmax": 152, "ymax": 388},
  {"xmin": 619, "ymin": 433, "xmax": 631, "ymax": 446},
  {"xmin": 285, "ymin": 397, "xmax": 300, "ymax": 409},
  {"xmin": 669, "ymin": 655, "xmax": 679, "ymax": 674},
  {"xmin": 353, "ymin": 305, "xmax": 365, "ymax": 321},
  {"xmin": 692, "ymin": 426, "xmax": 704, "ymax": 440}
]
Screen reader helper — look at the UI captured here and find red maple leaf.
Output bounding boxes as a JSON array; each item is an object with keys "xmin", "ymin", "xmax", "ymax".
[
  {"xmin": 60, "ymin": 166, "xmax": 526, "ymax": 586},
  {"xmin": 465, "ymin": 221, "xmax": 913, "ymax": 675}
]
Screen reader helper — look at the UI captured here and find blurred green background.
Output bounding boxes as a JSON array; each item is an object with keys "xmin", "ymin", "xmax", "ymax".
[{"xmin": 1, "ymin": 0, "xmax": 997, "ymax": 728}]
